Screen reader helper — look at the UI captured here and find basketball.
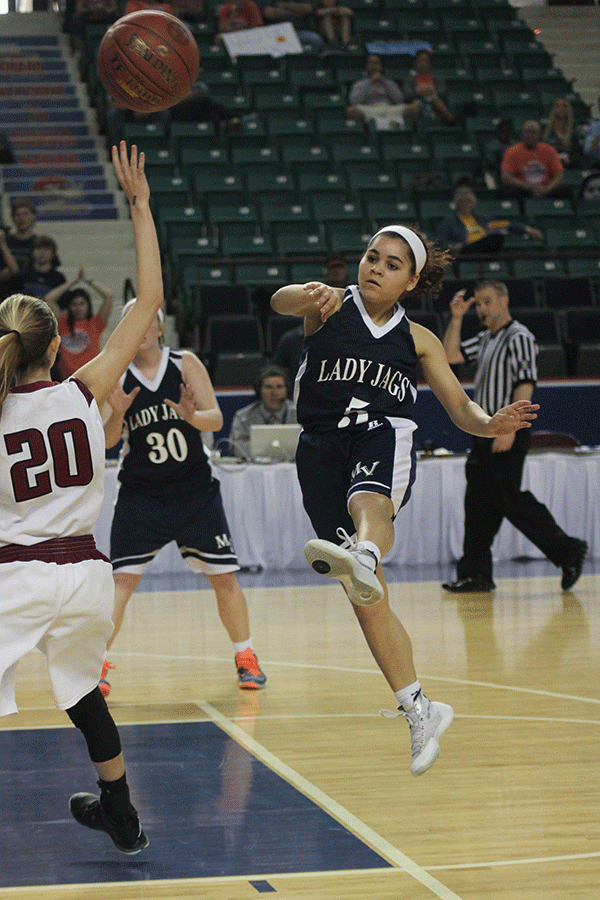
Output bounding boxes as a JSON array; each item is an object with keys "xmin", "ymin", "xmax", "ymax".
[{"xmin": 97, "ymin": 10, "xmax": 200, "ymax": 113}]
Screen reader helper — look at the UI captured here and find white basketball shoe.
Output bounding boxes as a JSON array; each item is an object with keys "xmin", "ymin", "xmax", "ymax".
[
  {"xmin": 304, "ymin": 536, "xmax": 383, "ymax": 606},
  {"xmin": 396, "ymin": 694, "xmax": 454, "ymax": 776}
]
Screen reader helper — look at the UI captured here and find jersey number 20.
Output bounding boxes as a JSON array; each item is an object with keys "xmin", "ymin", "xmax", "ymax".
[{"xmin": 5, "ymin": 419, "xmax": 94, "ymax": 502}]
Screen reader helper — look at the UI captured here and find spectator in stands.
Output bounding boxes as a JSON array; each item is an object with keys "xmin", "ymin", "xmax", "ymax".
[
  {"xmin": 261, "ymin": 1, "xmax": 324, "ymax": 51},
  {"xmin": 0, "ymin": 230, "xmax": 19, "ymax": 289},
  {"xmin": 69, "ymin": 0, "xmax": 119, "ymax": 53},
  {"xmin": 172, "ymin": 0, "xmax": 205, "ymax": 21},
  {"xmin": 346, "ymin": 54, "xmax": 421, "ymax": 129},
  {"xmin": 17, "ymin": 236, "xmax": 66, "ymax": 301},
  {"xmin": 401, "ymin": 48, "xmax": 457, "ymax": 126},
  {"xmin": 272, "ymin": 257, "xmax": 349, "ymax": 379},
  {"xmin": 315, "ymin": 0, "xmax": 353, "ymax": 47},
  {"xmin": 500, "ymin": 120, "xmax": 565, "ymax": 201},
  {"xmin": 436, "ymin": 186, "xmax": 543, "ymax": 257},
  {"xmin": 576, "ymin": 170, "xmax": 600, "ymax": 201},
  {"xmin": 105, "ymin": 103, "xmax": 171, "ymax": 154},
  {"xmin": 216, "ymin": 0, "xmax": 263, "ymax": 40},
  {"xmin": 1, "ymin": 198, "xmax": 39, "ymax": 299},
  {"xmin": 43, "ymin": 268, "xmax": 114, "ymax": 380},
  {"xmin": 541, "ymin": 97, "xmax": 585, "ymax": 169},
  {"xmin": 583, "ymin": 97, "xmax": 600, "ymax": 167},
  {"xmin": 484, "ymin": 118, "xmax": 516, "ymax": 186},
  {"xmin": 229, "ymin": 365, "xmax": 297, "ymax": 460}
]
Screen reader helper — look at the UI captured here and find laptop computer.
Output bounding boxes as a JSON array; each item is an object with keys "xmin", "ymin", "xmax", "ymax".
[{"xmin": 249, "ymin": 424, "xmax": 302, "ymax": 463}]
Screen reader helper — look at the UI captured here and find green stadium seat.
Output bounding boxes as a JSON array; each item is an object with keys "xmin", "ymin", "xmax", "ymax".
[
  {"xmin": 122, "ymin": 122, "xmax": 168, "ymax": 155},
  {"xmin": 524, "ymin": 198, "xmax": 575, "ymax": 224},
  {"xmin": 169, "ymin": 122, "xmax": 218, "ymax": 160},
  {"xmin": 159, "ymin": 206, "xmax": 205, "ymax": 250},
  {"xmin": 231, "ymin": 145, "xmax": 281, "ymax": 169},
  {"xmin": 297, "ymin": 171, "xmax": 348, "ymax": 203},
  {"xmin": 326, "ymin": 222, "xmax": 371, "ymax": 255},
  {"xmin": 253, "ymin": 86, "xmax": 301, "ymax": 112},
  {"xmin": 169, "ymin": 236, "xmax": 218, "ymax": 287},
  {"xmin": 276, "ymin": 230, "xmax": 330, "ymax": 256},
  {"xmin": 180, "ymin": 147, "xmax": 230, "ymax": 179},
  {"xmin": 234, "ymin": 263, "xmax": 289, "ymax": 289},
  {"xmin": 139, "ymin": 149, "xmax": 176, "ymax": 180},
  {"xmin": 267, "ymin": 114, "xmax": 315, "ymax": 140},
  {"xmin": 312, "ymin": 200, "xmax": 365, "ymax": 229},
  {"xmin": 208, "ymin": 203, "xmax": 260, "ymax": 237},
  {"xmin": 566, "ymin": 258, "xmax": 600, "ymax": 279},
  {"xmin": 147, "ymin": 175, "xmax": 191, "ymax": 214},
  {"xmin": 457, "ymin": 259, "xmax": 513, "ymax": 279},
  {"xmin": 544, "ymin": 228, "xmax": 598, "ymax": 252},
  {"xmin": 239, "ymin": 67, "xmax": 286, "ymax": 88},
  {"xmin": 193, "ymin": 172, "xmax": 246, "ymax": 206},
  {"xmin": 220, "ymin": 234, "xmax": 275, "ymax": 257},
  {"xmin": 365, "ymin": 199, "xmax": 419, "ymax": 230},
  {"xmin": 330, "ymin": 143, "xmax": 381, "ymax": 167},
  {"xmin": 246, "ymin": 171, "xmax": 297, "ymax": 204},
  {"xmin": 260, "ymin": 201, "xmax": 310, "ymax": 228},
  {"xmin": 512, "ymin": 259, "xmax": 566, "ymax": 278}
]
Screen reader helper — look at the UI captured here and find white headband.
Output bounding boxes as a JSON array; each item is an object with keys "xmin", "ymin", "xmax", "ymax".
[
  {"xmin": 371, "ymin": 225, "xmax": 427, "ymax": 274},
  {"xmin": 122, "ymin": 298, "xmax": 164, "ymax": 324}
]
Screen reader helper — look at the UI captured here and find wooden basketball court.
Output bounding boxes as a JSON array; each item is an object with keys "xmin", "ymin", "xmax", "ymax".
[{"xmin": 1, "ymin": 567, "xmax": 598, "ymax": 900}]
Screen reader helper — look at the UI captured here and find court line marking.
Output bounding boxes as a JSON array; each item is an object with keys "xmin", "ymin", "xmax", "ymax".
[
  {"xmin": 426, "ymin": 851, "xmax": 600, "ymax": 871},
  {"xmin": 119, "ymin": 651, "xmax": 600, "ymax": 706},
  {"xmin": 200, "ymin": 701, "xmax": 465, "ymax": 900}
]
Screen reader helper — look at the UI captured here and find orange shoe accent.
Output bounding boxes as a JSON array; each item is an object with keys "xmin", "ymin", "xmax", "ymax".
[
  {"xmin": 235, "ymin": 649, "xmax": 266, "ymax": 689},
  {"xmin": 99, "ymin": 660, "xmax": 115, "ymax": 698}
]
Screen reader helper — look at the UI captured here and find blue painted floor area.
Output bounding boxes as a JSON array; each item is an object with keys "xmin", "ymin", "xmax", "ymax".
[{"xmin": 0, "ymin": 722, "xmax": 390, "ymax": 888}]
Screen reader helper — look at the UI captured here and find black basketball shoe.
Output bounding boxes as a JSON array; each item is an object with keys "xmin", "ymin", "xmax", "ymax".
[{"xmin": 69, "ymin": 792, "xmax": 148, "ymax": 854}]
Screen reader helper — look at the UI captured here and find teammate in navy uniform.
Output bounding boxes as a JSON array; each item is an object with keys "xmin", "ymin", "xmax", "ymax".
[
  {"xmin": 0, "ymin": 143, "xmax": 162, "ymax": 853},
  {"xmin": 102, "ymin": 303, "xmax": 266, "ymax": 694},
  {"xmin": 271, "ymin": 224, "xmax": 539, "ymax": 776}
]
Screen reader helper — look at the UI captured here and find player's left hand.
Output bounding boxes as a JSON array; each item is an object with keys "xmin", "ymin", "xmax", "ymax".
[
  {"xmin": 164, "ymin": 382, "xmax": 198, "ymax": 422},
  {"xmin": 488, "ymin": 399, "xmax": 539, "ymax": 436}
]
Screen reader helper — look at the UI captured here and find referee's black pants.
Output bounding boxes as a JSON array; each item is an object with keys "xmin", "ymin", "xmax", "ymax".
[{"xmin": 456, "ymin": 429, "xmax": 575, "ymax": 582}]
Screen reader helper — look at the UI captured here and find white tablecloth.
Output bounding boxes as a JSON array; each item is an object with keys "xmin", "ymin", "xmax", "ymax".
[{"xmin": 94, "ymin": 452, "xmax": 599, "ymax": 572}]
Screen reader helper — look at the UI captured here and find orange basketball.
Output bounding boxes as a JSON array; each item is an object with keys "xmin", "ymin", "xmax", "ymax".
[{"xmin": 97, "ymin": 10, "xmax": 200, "ymax": 113}]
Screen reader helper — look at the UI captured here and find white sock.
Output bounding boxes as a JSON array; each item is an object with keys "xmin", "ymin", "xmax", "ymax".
[
  {"xmin": 394, "ymin": 681, "xmax": 422, "ymax": 709},
  {"xmin": 356, "ymin": 540, "xmax": 380, "ymax": 568},
  {"xmin": 233, "ymin": 639, "xmax": 253, "ymax": 654}
]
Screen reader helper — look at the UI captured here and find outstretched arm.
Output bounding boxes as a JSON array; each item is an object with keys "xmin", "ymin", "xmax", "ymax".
[
  {"xmin": 413, "ymin": 322, "xmax": 538, "ymax": 438},
  {"xmin": 74, "ymin": 143, "xmax": 163, "ymax": 407}
]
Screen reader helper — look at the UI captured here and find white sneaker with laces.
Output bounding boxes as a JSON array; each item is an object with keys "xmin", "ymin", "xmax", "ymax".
[
  {"xmin": 382, "ymin": 694, "xmax": 454, "ymax": 776},
  {"xmin": 304, "ymin": 532, "xmax": 383, "ymax": 606}
]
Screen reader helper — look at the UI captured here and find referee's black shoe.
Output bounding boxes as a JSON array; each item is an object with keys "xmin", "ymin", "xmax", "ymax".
[
  {"xmin": 561, "ymin": 540, "xmax": 588, "ymax": 591},
  {"xmin": 442, "ymin": 577, "xmax": 496, "ymax": 593},
  {"xmin": 70, "ymin": 792, "xmax": 148, "ymax": 854}
]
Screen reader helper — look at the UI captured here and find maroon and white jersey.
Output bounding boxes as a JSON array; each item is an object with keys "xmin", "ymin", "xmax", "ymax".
[{"xmin": 0, "ymin": 378, "xmax": 105, "ymax": 547}]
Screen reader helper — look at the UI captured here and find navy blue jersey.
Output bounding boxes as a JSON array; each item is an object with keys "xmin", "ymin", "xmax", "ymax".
[
  {"xmin": 117, "ymin": 347, "xmax": 212, "ymax": 496},
  {"xmin": 295, "ymin": 286, "xmax": 419, "ymax": 433}
]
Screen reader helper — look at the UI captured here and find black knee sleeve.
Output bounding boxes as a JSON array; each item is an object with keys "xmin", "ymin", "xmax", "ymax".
[{"xmin": 66, "ymin": 687, "xmax": 122, "ymax": 763}]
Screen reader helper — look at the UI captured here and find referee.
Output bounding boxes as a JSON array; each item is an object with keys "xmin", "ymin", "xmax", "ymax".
[{"xmin": 441, "ymin": 280, "xmax": 587, "ymax": 593}]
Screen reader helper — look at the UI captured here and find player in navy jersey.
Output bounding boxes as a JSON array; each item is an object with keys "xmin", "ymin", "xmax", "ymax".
[
  {"xmin": 0, "ymin": 143, "xmax": 162, "ymax": 853},
  {"xmin": 102, "ymin": 302, "xmax": 266, "ymax": 694},
  {"xmin": 272, "ymin": 224, "xmax": 539, "ymax": 776}
]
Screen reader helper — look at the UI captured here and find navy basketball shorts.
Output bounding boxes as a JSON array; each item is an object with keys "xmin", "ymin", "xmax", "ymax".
[
  {"xmin": 296, "ymin": 422, "xmax": 416, "ymax": 544},
  {"xmin": 110, "ymin": 478, "xmax": 239, "ymax": 575}
]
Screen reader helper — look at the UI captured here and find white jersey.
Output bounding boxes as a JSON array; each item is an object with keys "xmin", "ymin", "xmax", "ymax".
[{"xmin": 0, "ymin": 378, "xmax": 105, "ymax": 547}]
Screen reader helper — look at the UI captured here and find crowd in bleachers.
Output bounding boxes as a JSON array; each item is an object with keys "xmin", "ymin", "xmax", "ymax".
[{"xmin": 59, "ymin": 0, "xmax": 600, "ymax": 385}]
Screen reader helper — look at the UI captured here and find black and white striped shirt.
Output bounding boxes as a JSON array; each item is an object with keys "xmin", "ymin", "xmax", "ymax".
[{"xmin": 461, "ymin": 319, "xmax": 538, "ymax": 416}]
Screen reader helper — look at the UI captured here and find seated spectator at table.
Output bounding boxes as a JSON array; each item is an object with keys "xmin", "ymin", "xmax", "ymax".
[
  {"xmin": 229, "ymin": 365, "xmax": 297, "ymax": 460},
  {"xmin": 501, "ymin": 120, "xmax": 565, "ymax": 201},
  {"xmin": 436, "ymin": 185, "xmax": 543, "ymax": 256},
  {"xmin": 346, "ymin": 53, "xmax": 421, "ymax": 129},
  {"xmin": 541, "ymin": 97, "xmax": 585, "ymax": 169},
  {"xmin": 484, "ymin": 118, "xmax": 516, "ymax": 186},
  {"xmin": 261, "ymin": 1, "xmax": 324, "ymax": 51},
  {"xmin": 315, "ymin": 0, "xmax": 353, "ymax": 47},
  {"xmin": 583, "ymin": 97, "xmax": 600, "ymax": 168},
  {"xmin": 401, "ymin": 48, "xmax": 457, "ymax": 126},
  {"xmin": 17, "ymin": 235, "xmax": 66, "ymax": 300},
  {"xmin": 216, "ymin": 0, "xmax": 263, "ymax": 40},
  {"xmin": 44, "ymin": 268, "xmax": 114, "ymax": 380}
]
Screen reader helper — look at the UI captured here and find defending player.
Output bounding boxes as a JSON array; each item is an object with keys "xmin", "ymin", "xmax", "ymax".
[{"xmin": 0, "ymin": 143, "xmax": 161, "ymax": 852}]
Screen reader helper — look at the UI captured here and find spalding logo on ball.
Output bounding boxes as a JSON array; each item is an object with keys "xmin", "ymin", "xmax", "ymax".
[{"xmin": 97, "ymin": 10, "xmax": 200, "ymax": 113}]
